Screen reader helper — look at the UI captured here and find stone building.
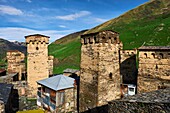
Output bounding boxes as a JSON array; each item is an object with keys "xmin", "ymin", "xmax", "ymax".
[
  {"xmin": 37, "ymin": 74, "xmax": 77, "ymax": 113},
  {"xmin": 7, "ymin": 50, "xmax": 25, "ymax": 80},
  {"xmin": 80, "ymin": 30, "xmax": 122, "ymax": 111},
  {"xmin": 25, "ymin": 34, "xmax": 53, "ymax": 97},
  {"xmin": 138, "ymin": 46, "xmax": 170, "ymax": 93}
]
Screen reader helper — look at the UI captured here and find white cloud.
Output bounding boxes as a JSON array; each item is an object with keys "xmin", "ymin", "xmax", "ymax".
[
  {"xmin": 59, "ymin": 25, "xmax": 66, "ymax": 28},
  {"xmin": 0, "ymin": 27, "xmax": 74, "ymax": 42},
  {"xmin": 0, "ymin": 5, "xmax": 23, "ymax": 15},
  {"xmin": 56, "ymin": 11, "xmax": 91, "ymax": 20},
  {"xmin": 93, "ymin": 18, "xmax": 107, "ymax": 23}
]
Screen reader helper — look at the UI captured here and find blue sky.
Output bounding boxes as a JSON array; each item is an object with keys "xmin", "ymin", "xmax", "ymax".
[{"xmin": 0, "ymin": 0, "xmax": 149, "ymax": 42}]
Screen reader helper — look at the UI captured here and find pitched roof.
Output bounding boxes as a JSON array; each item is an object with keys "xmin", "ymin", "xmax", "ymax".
[
  {"xmin": 25, "ymin": 34, "xmax": 50, "ymax": 39},
  {"xmin": 81, "ymin": 30, "xmax": 119, "ymax": 38},
  {"xmin": 0, "ymin": 83, "xmax": 13, "ymax": 104},
  {"xmin": 37, "ymin": 74, "xmax": 75, "ymax": 91}
]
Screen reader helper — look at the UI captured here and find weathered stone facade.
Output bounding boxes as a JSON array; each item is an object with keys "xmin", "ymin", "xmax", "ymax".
[
  {"xmin": 7, "ymin": 50, "xmax": 25, "ymax": 80},
  {"xmin": 25, "ymin": 34, "xmax": 53, "ymax": 97},
  {"xmin": 80, "ymin": 30, "xmax": 122, "ymax": 112},
  {"xmin": 48, "ymin": 55, "xmax": 54, "ymax": 76},
  {"xmin": 138, "ymin": 46, "xmax": 170, "ymax": 93}
]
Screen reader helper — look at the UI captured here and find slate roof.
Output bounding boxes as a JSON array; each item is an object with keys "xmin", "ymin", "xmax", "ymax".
[
  {"xmin": 111, "ymin": 88, "xmax": 170, "ymax": 103},
  {"xmin": 0, "ymin": 83, "xmax": 13, "ymax": 104},
  {"xmin": 138, "ymin": 46, "xmax": 170, "ymax": 51},
  {"xmin": 37, "ymin": 74, "xmax": 75, "ymax": 91},
  {"xmin": 81, "ymin": 30, "xmax": 119, "ymax": 38},
  {"xmin": 25, "ymin": 34, "xmax": 50, "ymax": 38},
  {"xmin": 63, "ymin": 68, "xmax": 79, "ymax": 73}
]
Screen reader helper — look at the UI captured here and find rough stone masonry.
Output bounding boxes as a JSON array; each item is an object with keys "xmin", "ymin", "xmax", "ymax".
[
  {"xmin": 80, "ymin": 30, "xmax": 122, "ymax": 112},
  {"xmin": 25, "ymin": 34, "xmax": 53, "ymax": 97}
]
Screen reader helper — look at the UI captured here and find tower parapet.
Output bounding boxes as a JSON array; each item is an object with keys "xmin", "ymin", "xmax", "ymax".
[{"xmin": 81, "ymin": 30, "xmax": 121, "ymax": 45}]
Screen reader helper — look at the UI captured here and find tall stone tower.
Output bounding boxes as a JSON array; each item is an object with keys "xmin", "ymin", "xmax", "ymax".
[
  {"xmin": 80, "ymin": 30, "xmax": 122, "ymax": 112},
  {"xmin": 25, "ymin": 34, "xmax": 50, "ymax": 96}
]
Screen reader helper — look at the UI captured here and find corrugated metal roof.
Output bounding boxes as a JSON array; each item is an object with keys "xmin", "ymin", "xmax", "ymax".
[{"xmin": 37, "ymin": 74, "xmax": 75, "ymax": 91}]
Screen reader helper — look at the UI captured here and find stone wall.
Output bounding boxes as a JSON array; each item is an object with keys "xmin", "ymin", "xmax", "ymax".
[
  {"xmin": 108, "ymin": 88, "xmax": 170, "ymax": 113},
  {"xmin": 48, "ymin": 55, "xmax": 54, "ymax": 76},
  {"xmin": 7, "ymin": 50, "xmax": 25, "ymax": 80},
  {"xmin": 64, "ymin": 88, "xmax": 77, "ymax": 112},
  {"xmin": 80, "ymin": 30, "xmax": 122, "ymax": 112},
  {"xmin": 138, "ymin": 47, "xmax": 170, "ymax": 93},
  {"xmin": 26, "ymin": 34, "xmax": 50, "ymax": 97}
]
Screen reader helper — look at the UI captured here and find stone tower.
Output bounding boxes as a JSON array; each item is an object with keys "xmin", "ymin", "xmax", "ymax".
[
  {"xmin": 7, "ymin": 50, "xmax": 25, "ymax": 80},
  {"xmin": 80, "ymin": 30, "xmax": 122, "ymax": 112},
  {"xmin": 25, "ymin": 34, "xmax": 50, "ymax": 96}
]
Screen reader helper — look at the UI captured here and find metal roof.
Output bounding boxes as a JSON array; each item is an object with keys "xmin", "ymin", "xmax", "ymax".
[{"xmin": 37, "ymin": 74, "xmax": 75, "ymax": 91}]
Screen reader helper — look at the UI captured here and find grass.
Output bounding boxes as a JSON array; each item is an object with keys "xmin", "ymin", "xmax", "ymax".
[{"xmin": 48, "ymin": 38, "xmax": 81, "ymax": 74}]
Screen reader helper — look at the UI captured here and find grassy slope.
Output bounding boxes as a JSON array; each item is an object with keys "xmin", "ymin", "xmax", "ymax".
[
  {"xmin": 48, "ymin": 30, "xmax": 87, "ymax": 74},
  {"xmin": 49, "ymin": 0, "xmax": 170, "ymax": 74}
]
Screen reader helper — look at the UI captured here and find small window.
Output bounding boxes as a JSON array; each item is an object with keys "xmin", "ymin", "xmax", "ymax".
[
  {"xmin": 102, "ymin": 37, "xmax": 106, "ymax": 43},
  {"xmin": 144, "ymin": 53, "xmax": 147, "ymax": 58},
  {"xmin": 159, "ymin": 53, "xmax": 163, "ymax": 59},
  {"xmin": 36, "ymin": 47, "xmax": 39, "ymax": 50},
  {"xmin": 129, "ymin": 88, "xmax": 134, "ymax": 92},
  {"xmin": 114, "ymin": 37, "xmax": 117, "ymax": 41},
  {"xmin": 156, "ymin": 64, "xmax": 158, "ymax": 70},
  {"xmin": 151, "ymin": 53, "xmax": 155, "ymax": 58},
  {"xmin": 109, "ymin": 73, "xmax": 112, "ymax": 79}
]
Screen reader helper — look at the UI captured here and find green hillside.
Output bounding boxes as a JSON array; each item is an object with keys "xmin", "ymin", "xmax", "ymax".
[
  {"xmin": 48, "ymin": 30, "xmax": 87, "ymax": 74},
  {"xmin": 49, "ymin": 0, "xmax": 170, "ymax": 74}
]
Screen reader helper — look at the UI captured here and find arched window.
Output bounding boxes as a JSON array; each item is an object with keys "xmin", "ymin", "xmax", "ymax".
[
  {"xmin": 144, "ymin": 53, "xmax": 147, "ymax": 58},
  {"xmin": 151, "ymin": 53, "xmax": 155, "ymax": 58}
]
